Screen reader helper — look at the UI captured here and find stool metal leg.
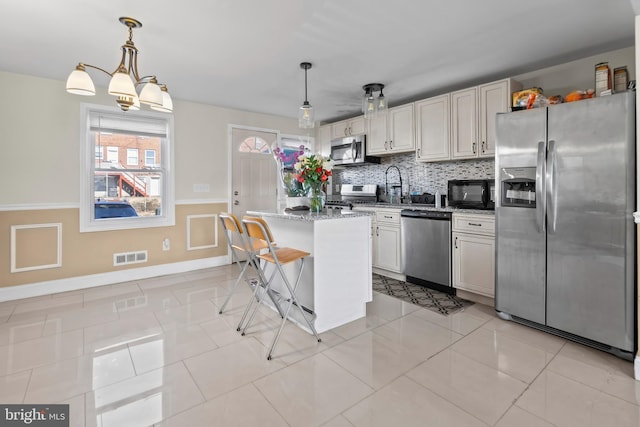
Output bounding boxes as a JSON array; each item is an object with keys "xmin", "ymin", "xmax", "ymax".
[
  {"xmin": 218, "ymin": 248, "xmax": 253, "ymax": 314},
  {"xmin": 267, "ymin": 258, "xmax": 322, "ymax": 361},
  {"xmin": 240, "ymin": 263, "xmax": 279, "ymax": 335}
]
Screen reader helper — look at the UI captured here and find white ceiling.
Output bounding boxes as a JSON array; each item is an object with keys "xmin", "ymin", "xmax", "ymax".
[{"xmin": 0, "ymin": 0, "xmax": 635, "ymax": 123}]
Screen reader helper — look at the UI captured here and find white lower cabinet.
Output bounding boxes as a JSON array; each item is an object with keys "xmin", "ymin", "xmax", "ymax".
[
  {"xmin": 353, "ymin": 207, "xmax": 403, "ymax": 275},
  {"xmin": 452, "ymin": 213, "xmax": 495, "ymax": 297}
]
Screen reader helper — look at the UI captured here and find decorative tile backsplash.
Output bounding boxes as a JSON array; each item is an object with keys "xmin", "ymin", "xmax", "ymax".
[{"xmin": 332, "ymin": 153, "xmax": 494, "ymax": 196}]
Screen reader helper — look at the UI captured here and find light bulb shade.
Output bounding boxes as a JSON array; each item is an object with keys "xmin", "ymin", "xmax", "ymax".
[
  {"xmin": 363, "ymin": 95, "xmax": 376, "ymax": 118},
  {"xmin": 139, "ymin": 81, "xmax": 163, "ymax": 107},
  {"xmin": 66, "ymin": 69, "xmax": 95, "ymax": 96},
  {"xmin": 298, "ymin": 103, "xmax": 315, "ymax": 128},
  {"xmin": 377, "ymin": 93, "xmax": 387, "ymax": 112},
  {"xmin": 151, "ymin": 90, "xmax": 173, "ymax": 113},
  {"xmin": 108, "ymin": 71, "xmax": 137, "ymax": 97}
]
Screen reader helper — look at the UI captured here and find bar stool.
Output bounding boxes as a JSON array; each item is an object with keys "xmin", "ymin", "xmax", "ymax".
[
  {"xmin": 240, "ymin": 216, "xmax": 321, "ymax": 360},
  {"xmin": 218, "ymin": 212, "xmax": 282, "ymax": 317}
]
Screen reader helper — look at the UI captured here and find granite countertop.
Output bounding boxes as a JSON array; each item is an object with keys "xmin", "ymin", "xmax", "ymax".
[
  {"xmin": 351, "ymin": 203, "xmax": 495, "ymax": 216},
  {"xmin": 246, "ymin": 209, "xmax": 373, "ymax": 222}
]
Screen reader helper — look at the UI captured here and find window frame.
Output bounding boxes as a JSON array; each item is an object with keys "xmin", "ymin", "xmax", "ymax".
[
  {"xmin": 145, "ymin": 149, "xmax": 156, "ymax": 167},
  {"xmin": 79, "ymin": 104, "xmax": 175, "ymax": 233},
  {"xmin": 127, "ymin": 148, "xmax": 139, "ymax": 166}
]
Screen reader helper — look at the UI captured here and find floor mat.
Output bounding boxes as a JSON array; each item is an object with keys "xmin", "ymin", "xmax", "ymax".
[{"xmin": 372, "ymin": 274, "xmax": 473, "ymax": 316}]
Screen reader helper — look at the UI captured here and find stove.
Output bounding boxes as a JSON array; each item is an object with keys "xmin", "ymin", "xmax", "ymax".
[{"xmin": 325, "ymin": 184, "xmax": 378, "ymax": 211}]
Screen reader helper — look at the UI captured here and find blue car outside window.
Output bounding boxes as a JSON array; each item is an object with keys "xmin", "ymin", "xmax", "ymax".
[{"xmin": 95, "ymin": 203, "xmax": 138, "ymax": 219}]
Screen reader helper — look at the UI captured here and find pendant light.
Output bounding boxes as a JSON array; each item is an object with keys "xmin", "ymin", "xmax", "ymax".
[
  {"xmin": 65, "ymin": 17, "xmax": 173, "ymax": 113},
  {"xmin": 298, "ymin": 62, "xmax": 315, "ymax": 129},
  {"xmin": 362, "ymin": 83, "xmax": 387, "ymax": 119}
]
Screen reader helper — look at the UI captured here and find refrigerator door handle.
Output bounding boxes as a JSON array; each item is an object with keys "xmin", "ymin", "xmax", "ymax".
[
  {"xmin": 536, "ymin": 141, "xmax": 546, "ymax": 233},
  {"xmin": 547, "ymin": 140, "xmax": 557, "ymax": 234}
]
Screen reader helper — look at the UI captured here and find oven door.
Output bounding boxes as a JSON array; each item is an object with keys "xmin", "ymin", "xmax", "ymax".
[{"xmin": 447, "ymin": 179, "xmax": 489, "ymax": 209}]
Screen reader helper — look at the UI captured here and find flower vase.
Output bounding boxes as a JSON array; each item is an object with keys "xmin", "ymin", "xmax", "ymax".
[{"xmin": 309, "ymin": 183, "xmax": 326, "ymax": 213}]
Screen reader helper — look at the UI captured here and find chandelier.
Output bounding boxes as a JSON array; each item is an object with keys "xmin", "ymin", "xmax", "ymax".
[
  {"xmin": 298, "ymin": 62, "xmax": 315, "ymax": 128},
  {"xmin": 65, "ymin": 17, "xmax": 173, "ymax": 113},
  {"xmin": 362, "ymin": 83, "xmax": 387, "ymax": 119}
]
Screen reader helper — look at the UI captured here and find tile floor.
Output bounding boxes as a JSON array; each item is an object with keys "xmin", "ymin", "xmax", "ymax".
[{"xmin": 0, "ymin": 265, "xmax": 639, "ymax": 426}]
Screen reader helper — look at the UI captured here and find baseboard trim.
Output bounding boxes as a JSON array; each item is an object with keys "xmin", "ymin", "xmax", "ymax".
[{"xmin": 0, "ymin": 256, "xmax": 229, "ymax": 302}]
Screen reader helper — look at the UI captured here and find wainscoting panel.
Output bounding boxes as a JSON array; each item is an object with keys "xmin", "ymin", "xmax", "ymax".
[
  {"xmin": 187, "ymin": 214, "xmax": 218, "ymax": 251},
  {"xmin": 11, "ymin": 223, "xmax": 62, "ymax": 273}
]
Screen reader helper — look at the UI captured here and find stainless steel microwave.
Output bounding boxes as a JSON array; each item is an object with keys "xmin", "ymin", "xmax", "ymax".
[
  {"xmin": 447, "ymin": 179, "xmax": 495, "ymax": 210},
  {"xmin": 330, "ymin": 135, "xmax": 380, "ymax": 166}
]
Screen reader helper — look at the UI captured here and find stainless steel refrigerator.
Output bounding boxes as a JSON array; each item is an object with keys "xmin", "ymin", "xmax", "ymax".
[{"xmin": 495, "ymin": 92, "xmax": 636, "ymax": 359}]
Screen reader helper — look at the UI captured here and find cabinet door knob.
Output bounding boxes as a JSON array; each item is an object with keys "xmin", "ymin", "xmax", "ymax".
[
  {"xmin": 454, "ymin": 236, "xmax": 458, "ymax": 248},
  {"xmin": 417, "ymin": 148, "xmax": 421, "ymax": 158},
  {"xmin": 472, "ymin": 142, "xmax": 477, "ymax": 154},
  {"xmin": 389, "ymin": 140, "xmax": 393, "ymax": 149},
  {"xmin": 481, "ymin": 141, "xmax": 486, "ymax": 153},
  {"xmin": 384, "ymin": 141, "xmax": 388, "ymax": 150},
  {"xmin": 233, "ymin": 190, "xmax": 239, "ymax": 196},
  {"xmin": 234, "ymin": 200, "xmax": 240, "ymax": 205}
]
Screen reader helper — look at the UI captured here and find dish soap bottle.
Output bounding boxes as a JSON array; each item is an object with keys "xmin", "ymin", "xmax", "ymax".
[{"xmin": 435, "ymin": 190, "xmax": 441, "ymax": 208}]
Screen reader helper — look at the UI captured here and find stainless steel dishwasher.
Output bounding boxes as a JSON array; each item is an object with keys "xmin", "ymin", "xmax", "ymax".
[{"xmin": 400, "ymin": 209, "xmax": 453, "ymax": 294}]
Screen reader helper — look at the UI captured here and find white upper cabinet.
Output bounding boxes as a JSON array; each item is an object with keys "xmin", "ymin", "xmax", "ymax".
[
  {"xmin": 451, "ymin": 78, "xmax": 521, "ymax": 160},
  {"xmin": 317, "ymin": 124, "xmax": 332, "ymax": 157},
  {"xmin": 415, "ymin": 94, "xmax": 451, "ymax": 162},
  {"xmin": 479, "ymin": 79, "xmax": 521, "ymax": 157},
  {"xmin": 451, "ymin": 87, "xmax": 479, "ymax": 159},
  {"xmin": 332, "ymin": 116, "xmax": 365, "ymax": 138},
  {"xmin": 367, "ymin": 104, "xmax": 415, "ymax": 155}
]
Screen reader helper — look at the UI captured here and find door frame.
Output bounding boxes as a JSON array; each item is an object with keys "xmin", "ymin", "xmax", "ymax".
[{"xmin": 227, "ymin": 124, "xmax": 280, "ymax": 262}]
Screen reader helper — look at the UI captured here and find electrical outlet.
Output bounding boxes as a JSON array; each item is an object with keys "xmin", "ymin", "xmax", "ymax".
[{"xmin": 162, "ymin": 238, "xmax": 170, "ymax": 251}]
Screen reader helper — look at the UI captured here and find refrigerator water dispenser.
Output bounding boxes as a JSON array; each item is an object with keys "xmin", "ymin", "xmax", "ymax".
[{"xmin": 500, "ymin": 167, "xmax": 536, "ymax": 208}]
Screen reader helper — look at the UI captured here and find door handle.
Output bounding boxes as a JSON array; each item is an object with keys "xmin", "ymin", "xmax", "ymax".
[
  {"xmin": 472, "ymin": 142, "xmax": 476, "ymax": 154},
  {"xmin": 376, "ymin": 226, "xmax": 379, "ymax": 237},
  {"xmin": 234, "ymin": 200, "xmax": 239, "ymax": 205},
  {"xmin": 481, "ymin": 141, "xmax": 485, "ymax": 153},
  {"xmin": 384, "ymin": 141, "xmax": 388, "ymax": 150},
  {"xmin": 233, "ymin": 190, "xmax": 239, "ymax": 196},
  {"xmin": 417, "ymin": 148, "xmax": 421, "ymax": 158},
  {"xmin": 547, "ymin": 140, "xmax": 557, "ymax": 234},
  {"xmin": 389, "ymin": 140, "xmax": 393, "ymax": 149},
  {"xmin": 536, "ymin": 141, "xmax": 546, "ymax": 233},
  {"xmin": 468, "ymin": 222, "xmax": 482, "ymax": 227},
  {"xmin": 454, "ymin": 236, "xmax": 458, "ymax": 248}
]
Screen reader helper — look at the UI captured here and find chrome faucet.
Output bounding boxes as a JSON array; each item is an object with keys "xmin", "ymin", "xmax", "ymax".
[{"xmin": 385, "ymin": 165, "xmax": 403, "ymax": 203}]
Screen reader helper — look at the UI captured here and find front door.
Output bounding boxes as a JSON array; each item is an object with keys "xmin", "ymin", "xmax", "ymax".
[{"xmin": 230, "ymin": 126, "xmax": 278, "ymax": 223}]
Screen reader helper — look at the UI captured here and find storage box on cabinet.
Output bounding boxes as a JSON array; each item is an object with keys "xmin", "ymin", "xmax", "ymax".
[
  {"xmin": 452, "ymin": 213, "xmax": 495, "ymax": 297},
  {"xmin": 367, "ymin": 104, "xmax": 415, "ymax": 155}
]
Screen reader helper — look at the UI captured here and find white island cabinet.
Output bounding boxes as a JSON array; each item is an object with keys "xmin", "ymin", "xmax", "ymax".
[{"xmin": 246, "ymin": 209, "xmax": 372, "ymax": 333}]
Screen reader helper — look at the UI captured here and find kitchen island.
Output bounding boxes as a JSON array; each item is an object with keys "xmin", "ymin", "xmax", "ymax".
[{"xmin": 245, "ymin": 209, "xmax": 372, "ymax": 333}]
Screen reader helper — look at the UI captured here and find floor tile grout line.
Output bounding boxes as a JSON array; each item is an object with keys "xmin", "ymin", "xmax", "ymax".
[
  {"xmin": 19, "ymin": 368, "xmax": 34, "ymax": 404},
  {"xmin": 402, "ymin": 374, "xmax": 492, "ymax": 426}
]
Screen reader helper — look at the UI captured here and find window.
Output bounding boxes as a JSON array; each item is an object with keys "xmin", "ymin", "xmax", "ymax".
[
  {"xmin": 106, "ymin": 146, "xmax": 119, "ymax": 163},
  {"xmin": 127, "ymin": 149, "xmax": 139, "ymax": 166},
  {"xmin": 238, "ymin": 136, "xmax": 271, "ymax": 153},
  {"xmin": 80, "ymin": 104, "xmax": 174, "ymax": 232},
  {"xmin": 145, "ymin": 149, "xmax": 156, "ymax": 167}
]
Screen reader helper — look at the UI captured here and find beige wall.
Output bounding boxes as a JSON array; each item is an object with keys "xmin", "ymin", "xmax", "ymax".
[{"xmin": 0, "ymin": 71, "xmax": 303, "ymax": 290}]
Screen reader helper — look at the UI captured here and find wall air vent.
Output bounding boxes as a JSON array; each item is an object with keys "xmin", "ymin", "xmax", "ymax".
[{"xmin": 113, "ymin": 250, "xmax": 148, "ymax": 266}]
